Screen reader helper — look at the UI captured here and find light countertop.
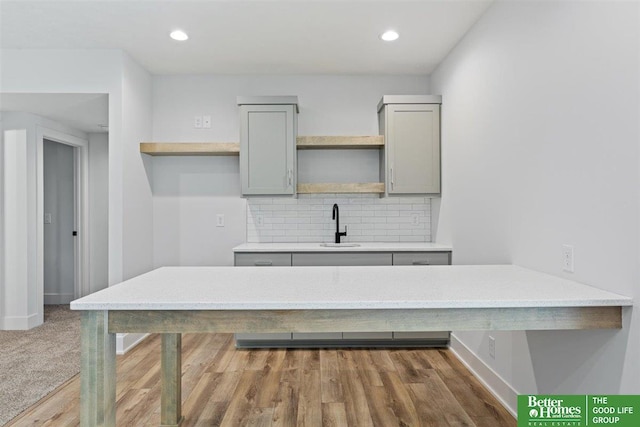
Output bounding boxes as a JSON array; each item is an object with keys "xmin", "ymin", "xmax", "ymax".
[
  {"xmin": 70, "ymin": 265, "xmax": 632, "ymax": 311},
  {"xmin": 233, "ymin": 242, "xmax": 453, "ymax": 253}
]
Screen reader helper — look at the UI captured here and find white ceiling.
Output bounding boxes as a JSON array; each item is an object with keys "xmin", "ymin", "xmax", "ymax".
[
  {"xmin": 0, "ymin": 93, "xmax": 109, "ymax": 134},
  {"xmin": 0, "ymin": 0, "xmax": 493, "ymax": 75},
  {"xmin": 0, "ymin": 1, "xmax": 492, "ymax": 132}
]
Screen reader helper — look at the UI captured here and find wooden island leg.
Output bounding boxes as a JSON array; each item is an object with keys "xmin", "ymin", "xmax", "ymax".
[
  {"xmin": 161, "ymin": 333, "xmax": 183, "ymax": 427},
  {"xmin": 80, "ymin": 310, "xmax": 116, "ymax": 427}
]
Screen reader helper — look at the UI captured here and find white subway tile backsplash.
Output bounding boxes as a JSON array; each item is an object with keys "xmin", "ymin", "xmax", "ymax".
[
  {"xmin": 362, "ymin": 217, "xmax": 387, "ymax": 223},
  {"xmin": 246, "ymin": 194, "xmax": 431, "ymax": 243},
  {"xmin": 377, "ymin": 210, "xmax": 399, "ymax": 217},
  {"xmin": 287, "ymin": 204, "xmax": 309, "ymax": 210},
  {"xmin": 251, "ymin": 198, "xmax": 273, "ymax": 205}
]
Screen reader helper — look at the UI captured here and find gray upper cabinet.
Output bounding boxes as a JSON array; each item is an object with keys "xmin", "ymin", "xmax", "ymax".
[
  {"xmin": 238, "ymin": 96, "xmax": 298, "ymax": 195},
  {"xmin": 378, "ymin": 95, "xmax": 441, "ymax": 195}
]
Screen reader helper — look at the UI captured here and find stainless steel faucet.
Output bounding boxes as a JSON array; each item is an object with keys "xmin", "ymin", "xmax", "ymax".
[{"xmin": 332, "ymin": 203, "xmax": 347, "ymax": 244}]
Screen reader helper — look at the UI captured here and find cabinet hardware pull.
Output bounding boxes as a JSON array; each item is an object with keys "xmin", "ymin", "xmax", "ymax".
[
  {"xmin": 254, "ymin": 261, "xmax": 273, "ymax": 266},
  {"xmin": 390, "ymin": 166, "xmax": 394, "ymax": 190},
  {"xmin": 412, "ymin": 261, "xmax": 430, "ymax": 265}
]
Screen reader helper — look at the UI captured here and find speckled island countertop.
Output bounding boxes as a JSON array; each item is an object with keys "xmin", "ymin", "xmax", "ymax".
[
  {"xmin": 232, "ymin": 242, "xmax": 453, "ymax": 253},
  {"xmin": 70, "ymin": 265, "xmax": 632, "ymax": 311}
]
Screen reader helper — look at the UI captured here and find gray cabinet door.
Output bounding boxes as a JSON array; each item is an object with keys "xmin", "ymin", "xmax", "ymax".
[
  {"xmin": 240, "ymin": 104, "xmax": 296, "ymax": 195},
  {"xmin": 385, "ymin": 104, "xmax": 440, "ymax": 194},
  {"xmin": 391, "ymin": 250, "xmax": 450, "ymax": 340},
  {"xmin": 292, "ymin": 252, "xmax": 391, "ymax": 340},
  {"xmin": 234, "ymin": 252, "xmax": 292, "ymax": 341}
]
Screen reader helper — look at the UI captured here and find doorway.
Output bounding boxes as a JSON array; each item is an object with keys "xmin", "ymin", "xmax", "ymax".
[
  {"xmin": 0, "ymin": 94, "xmax": 108, "ymax": 330},
  {"xmin": 43, "ymin": 139, "xmax": 76, "ymax": 304},
  {"xmin": 37, "ymin": 126, "xmax": 90, "ymax": 310}
]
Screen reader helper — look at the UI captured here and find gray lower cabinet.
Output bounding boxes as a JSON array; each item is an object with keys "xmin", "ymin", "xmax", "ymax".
[
  {"xmin": 234, "ymin": 252, "xmax": 293, "ymax": 342},
  {"xmin": 292, "ymin": 252, "xmax": 393, "ymax": 341},
  {"xmin": 392, "ymin": 252, "xmax": 450, "ymax": 340},
  {"xmin": 234, "ymin": 250, "xmax": 452, "ymax": 347}
]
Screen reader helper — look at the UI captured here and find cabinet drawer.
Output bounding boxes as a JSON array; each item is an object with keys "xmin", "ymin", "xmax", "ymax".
[
  {"xmin": 392, "ymin": 252, "xmax": 451, "ymax": 266},
  {"xmin": 234, "ymin": 253, "xmax": 292, "ymax": 266},
  {"xmin": 292, "ymin": 252, "xmax": 392, "ymax": 266}
]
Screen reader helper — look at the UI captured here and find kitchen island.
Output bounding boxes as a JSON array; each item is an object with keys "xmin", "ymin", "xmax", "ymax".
[{"xmin": 71, "ymin": 265, "xmax": 632, "ymax": 427}]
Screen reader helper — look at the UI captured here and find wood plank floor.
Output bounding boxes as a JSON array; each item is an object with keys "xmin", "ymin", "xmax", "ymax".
[{"xmin": 7, "ymin": 334, "xmax": 516, "ymax": 427}]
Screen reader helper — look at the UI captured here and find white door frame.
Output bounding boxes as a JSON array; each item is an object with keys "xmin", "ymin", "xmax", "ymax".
[{"xmin": 37, "ymin": 126, "xmax": 90, "ymax": 305}]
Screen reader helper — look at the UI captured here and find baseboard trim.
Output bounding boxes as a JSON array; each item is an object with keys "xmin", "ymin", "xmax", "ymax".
[
  {"xmin": 449, "ymin": 333, "xmax": 519, "ymax": 417},
  {"xmin": 1, "ymin": 313, "xmax": 41, "ymax": 330},
  {"xmin": 116, "ymin": 333, "xmax": 149, "ymax": 355},
  {"xmin": 44, "ymin": 293, "xmax": 74, "ymax": 305}
]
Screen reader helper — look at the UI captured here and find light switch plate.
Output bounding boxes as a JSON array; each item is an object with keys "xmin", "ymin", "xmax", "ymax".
[
  {"xmin": 203, "ymin": 115, "xmax": 211, "ymax": 129},
  {"xmin": 44, "ymin": 213, "xmax": 52, "ymax": 224},
  {"xmin": 489, "ymin": 336, "xmax": 495, "ymax": 359},
  {"xmin": 216, "ymin": 214, "xmax": 224, "ymax": 227},
  {"xmin": 562, "ymin": 244, "xmax": 574, "ymax": 272}
]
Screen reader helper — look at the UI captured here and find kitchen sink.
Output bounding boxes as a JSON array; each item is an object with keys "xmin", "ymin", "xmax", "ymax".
[{"xmin": 319, "ymin": 243, "xmax": 361, "ymax": 248}]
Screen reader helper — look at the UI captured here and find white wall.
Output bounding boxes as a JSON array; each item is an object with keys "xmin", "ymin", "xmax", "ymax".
[
  {"xmin": 0, "ymin": 118, "xmax": 6, "ymax": 329},
  {"xmin": 0, "ymin": 114, "xmax": 5, "ymax": 322},
  {"xmin": 431, "ymin": 0, "xmax": 639, "ymax": 411},
  {"xmin": 151, "ymin": 75, "xmax": 430, "ymax": 266},
  {"xmin": 43, "ymin": 139, "xmax": 75, "ymax": 304},
  {"xmin": 88, "ymin": 133, "xmax": 109, "ymax": 294},
  {"xmin": 121, "ymin": 55, "xmax": 153, "ymax": 279},
  {"xmin": 2, "ymin": 129, "xmax": 29, "ymax": 329}
]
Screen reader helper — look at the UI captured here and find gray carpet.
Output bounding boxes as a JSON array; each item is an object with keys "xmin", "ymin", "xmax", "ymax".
[{"xmin": 0, "ymin": 305, "xmax": 80, "ymax": 426}]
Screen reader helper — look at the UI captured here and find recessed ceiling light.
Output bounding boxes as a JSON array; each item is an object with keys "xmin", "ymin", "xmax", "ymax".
[
  {"xmin": 170, "ymin": 30, "xmax": 189, "ymax": 41},
  {"xmin": 380, "ymin": 30, "xmax": 399, "ymax": 42}
]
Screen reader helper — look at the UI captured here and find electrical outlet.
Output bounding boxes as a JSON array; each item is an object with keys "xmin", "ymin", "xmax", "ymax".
[
  {"xmin": 562, "ymin": 244, "xmax": 574, "ymax": 272},
  {"xmin": 256, "ymin": 215, "xmax": 264, "ymax": 226},
  {"xmin": 489, "ymin": 336, "xmax": 496, "ymax": 359},
  {"xmin": 216, "ymin": 214, "xmax": 224, "ymax": 227},
  {"xmin": 411, "ymin": 213, "xmax": 420, "ymax": 225},
  {"xmin": 203, "ymin": 115, "xmax": 211, "ymax": 129},
  {"xmin": 194, "ymin": 116, "xmax": 203, "ymax": 128}
]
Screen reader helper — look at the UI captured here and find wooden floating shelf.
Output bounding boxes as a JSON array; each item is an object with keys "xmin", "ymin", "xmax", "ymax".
[
  {"xmin": 297, "ymin": 183, "xmax": 385, "ymax": 194},
  {"xmin": 296, "ymin": 135, "xmax": 384, "ymax": 149},
  {"xmin": 140, "ymin": 142, "xmax": 240, "ymax": 156}
]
